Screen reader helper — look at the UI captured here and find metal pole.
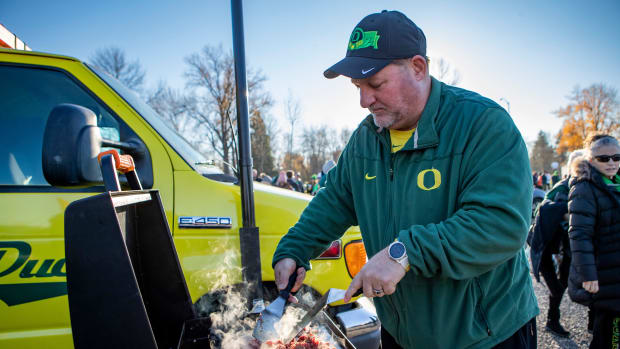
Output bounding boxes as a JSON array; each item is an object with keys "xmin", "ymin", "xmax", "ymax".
[{"xmin": 231, "ymin": 0, "xmax": 263, "ymax": 309}]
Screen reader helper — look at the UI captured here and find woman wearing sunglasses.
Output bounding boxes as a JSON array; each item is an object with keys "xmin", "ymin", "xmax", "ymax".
[{"xmin": 567, "ymin": 133, "xmax": 620, "ymax": 348}]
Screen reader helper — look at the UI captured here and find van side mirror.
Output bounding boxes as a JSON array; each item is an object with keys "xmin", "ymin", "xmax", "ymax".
[{"xmin": 42, "ymin": 104, "xmax": 103, "ymax": 185}]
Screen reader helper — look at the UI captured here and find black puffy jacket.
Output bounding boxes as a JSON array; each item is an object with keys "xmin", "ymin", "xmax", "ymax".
[
  {"xmin": 567, "ymin": 158, "xmax": 620, "ymax": 311},
  {"xmin": 527, "ymin": 178, "xmax": 570, "ymax": 282}
]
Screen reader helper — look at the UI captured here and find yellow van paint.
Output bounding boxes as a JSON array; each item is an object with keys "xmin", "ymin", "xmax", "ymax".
[
  {"xmin": 173, "ymin": 171, "xmax": 361, "ymax": 301},
  {"xmin": 0, "ymin": 49, "xmax": 362, "ymax": 348}
]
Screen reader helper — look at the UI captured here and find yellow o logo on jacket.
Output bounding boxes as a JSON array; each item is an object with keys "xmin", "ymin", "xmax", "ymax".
[{"xmin": 417, "ymin": 169, "xmax": 441, "ymax": 191}]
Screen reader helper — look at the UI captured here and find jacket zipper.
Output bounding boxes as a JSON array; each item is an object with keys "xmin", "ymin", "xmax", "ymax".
[
  {"xmin": 389, "ymin": 153, "xmax": 397, "ymax": 241},
  {"xmin": 385, "ymin": 145, "xmax": 395, "ymax": 241},
  {"xmin": 377, "ymin": 130, "xmax": 400, "ymax": 324},
  {"xmin": 372, "ymin": 130, "xmax": 394, "ymax": 245},
  {"xmin": 474, "ymin": 278, "xmax": 492, "ymax": 336}
]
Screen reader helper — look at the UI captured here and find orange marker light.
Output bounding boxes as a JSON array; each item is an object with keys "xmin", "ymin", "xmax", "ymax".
[{"xmin": 344, "ymin": 240, "xmax": 367, "ymax": 278}]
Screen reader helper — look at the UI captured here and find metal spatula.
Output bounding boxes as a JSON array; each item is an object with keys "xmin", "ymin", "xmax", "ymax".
[
  {"xmin": 282, "ymin": 288, "xmax": 362, "ymax": 343},
  {"xmin": 252, "ymin": 273, "xmax": 298, "ymax": 342}
]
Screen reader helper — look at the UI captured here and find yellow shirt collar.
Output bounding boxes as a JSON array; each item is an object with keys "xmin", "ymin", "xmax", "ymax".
[{"xmin": 390, "ymin": 128, "xmax": 416, "ymax": 153}]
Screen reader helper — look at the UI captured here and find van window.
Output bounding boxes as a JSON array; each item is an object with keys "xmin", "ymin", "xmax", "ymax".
[{"xmin": 0, "ymin": 65, "xmax": 121, "ymax": 186}]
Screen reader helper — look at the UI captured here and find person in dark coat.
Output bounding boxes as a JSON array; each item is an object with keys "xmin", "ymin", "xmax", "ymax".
[
  {"xmin": 528, "ymin": 181, "xmax": 570, "ymax": 336},
  {"xmin": 567, "ymin": 133, "xmax": 620, "ymax": 348},
  {"xmin": 286, "ymin": 170, "xmax": 301, "ymax": 192},
  {"xmin": 552, "ymin": 170, "xmax": 560, "ymax": 186},
  {"xmin": 528, "ymin": 150, "xmax": 583, "ymax": 337}
]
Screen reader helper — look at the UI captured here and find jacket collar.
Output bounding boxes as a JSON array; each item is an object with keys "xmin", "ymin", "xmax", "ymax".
[
  {"xmin": 362, "ymin": 76, "xmax": 441, "ymax": 151},
  {"xmin": 570, "ymin": 159, "xmax": 620, "ymax": 200}
]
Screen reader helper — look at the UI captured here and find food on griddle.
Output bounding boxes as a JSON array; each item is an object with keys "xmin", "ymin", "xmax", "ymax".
[{"xmin": 262, "ymin": 327, "xmax": 337, "ymax": 349}]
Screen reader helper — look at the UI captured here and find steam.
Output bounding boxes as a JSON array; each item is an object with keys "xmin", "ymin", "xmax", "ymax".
[
  {"xmin": 192, "ymin": 246, "xmax": 256, "ymax": 348},
  {"xmin": 273, "ymin": 301, "xmax": 307, "ymax": 339},
  {"xmin": 192, "ymin": 246, "xmax": 341, "ymax": 348}
]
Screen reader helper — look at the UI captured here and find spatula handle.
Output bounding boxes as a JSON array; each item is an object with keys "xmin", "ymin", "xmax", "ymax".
[{"xmin": 279, "ymin": 271, "xmax": 298, "ymax": 299}]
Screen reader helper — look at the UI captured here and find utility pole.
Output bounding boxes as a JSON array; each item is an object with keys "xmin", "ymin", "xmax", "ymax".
[{"xmin": 231, "ymin": 0, "xmax": 264, "ymax": 312}]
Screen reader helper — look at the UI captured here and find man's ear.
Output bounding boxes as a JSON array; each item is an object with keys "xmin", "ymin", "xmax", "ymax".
[{"xmin": 411, "ymin": 55, "xmax": 428, "ymax": 79}]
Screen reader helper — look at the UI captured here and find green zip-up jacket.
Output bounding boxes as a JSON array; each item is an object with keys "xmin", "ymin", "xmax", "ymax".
[{"xmin": 273, "ymin": 77, "xmax": 539, "ymax": 348}]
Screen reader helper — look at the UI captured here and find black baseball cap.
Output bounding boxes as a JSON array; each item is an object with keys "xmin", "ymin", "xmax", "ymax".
[{"xmin": 324, "ymin": 10, "xmax": 426, "ymax": 79}]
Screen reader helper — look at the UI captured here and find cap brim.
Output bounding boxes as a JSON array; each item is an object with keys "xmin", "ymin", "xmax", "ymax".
[{"xmin": 323, "ymin": 56, "xmax": 393, "ymax": 79}]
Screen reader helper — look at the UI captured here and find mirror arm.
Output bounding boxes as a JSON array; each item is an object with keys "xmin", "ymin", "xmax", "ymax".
[{"xmin": 101, "ymin": 139, "xmax": 139, "ymax": 153}]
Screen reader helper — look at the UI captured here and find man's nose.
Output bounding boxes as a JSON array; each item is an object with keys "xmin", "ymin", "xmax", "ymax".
[{"xmin": 359, "ymin": 86, "xmax": 375, "ymax": 109}]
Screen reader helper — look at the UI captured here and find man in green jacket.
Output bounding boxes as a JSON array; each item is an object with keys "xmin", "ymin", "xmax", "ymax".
[{"xmin": 273, "ymin": 10, "xmax": 538, "ymax": 348}]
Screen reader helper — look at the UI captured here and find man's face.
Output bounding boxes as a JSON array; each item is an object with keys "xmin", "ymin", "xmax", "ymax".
[
  {"xmin": 589, "ymin": 144, "xmax": 620, "ymax": 178},
  {"xmin": 351, "ymin": 59, "xmax": 424, "ymax": 130}
]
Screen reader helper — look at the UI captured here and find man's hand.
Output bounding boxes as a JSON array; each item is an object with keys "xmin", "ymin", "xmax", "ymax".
[
  {"xmin": 583, "ymin": 280, "xmax": 599, "ymax": 294},
  {"xmin": 273, "ymin": 258, "xmax": 306, "ymax": 303},
  {"xmin": 343, "ymin": 246, "xmax": 406, "ymax": 302}
]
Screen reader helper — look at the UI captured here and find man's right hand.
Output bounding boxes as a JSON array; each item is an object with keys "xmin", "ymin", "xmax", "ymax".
[{"xmin": 273, "ymin": 258, "xmax": 306, "ymax": 303}]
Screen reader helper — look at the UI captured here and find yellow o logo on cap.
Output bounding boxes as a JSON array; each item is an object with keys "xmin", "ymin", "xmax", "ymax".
[{"xmin": 417, "ymin": 169, "xmax": 441, "ymax": 191}]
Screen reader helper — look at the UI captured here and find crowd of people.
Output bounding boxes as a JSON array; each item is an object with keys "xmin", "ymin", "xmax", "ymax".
[
  {"xmin": 532, "ymin": 170, "xmax": 561, "ymax": 190},
  {"xmin": 528, "ymin": 132, "xmax": 620, "ymax": 348},
  {"xmin": 252, "ymin": 159, "xmax": 336, "ymax": 196}
]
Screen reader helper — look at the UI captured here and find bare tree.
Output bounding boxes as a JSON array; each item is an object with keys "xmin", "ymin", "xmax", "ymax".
[
  {"xmin": 184, "ymin": 45, "xmax": 273, "ymax": 175},
  {"xmin": 301, "ymin": 125, "xmax": 331, "ymax": 176},
  {"xmin": 332, "ymin": 127, "xmax": 353, "ymax": 160},
  {"xmin": 263, "ymin": 111, "xmax": 281, "ymax": 158},
  {"xmin": 90, "ymin": 46, "xmax": 146, "ymax": 91},
  {"xmin": 340, "ymin": 128, "xmax": 352, "ymax": 148},
  {"xmin": 325, "ymin": 128, "xmax": 340, "ymax": 160},
  {"xmin": 281, "ymin": 91, "xmax": 303, "ymax": 170},
  {"xmin": 430, "ymin": 57, "xmax": 461, "ymax": 86},
  {"xmin": 284, "ymin": 91, "xmax": 302, "ymax": 154},
  {"xmin": 146, "ymin": 81, "xmax": 195, "ymax": 134}
]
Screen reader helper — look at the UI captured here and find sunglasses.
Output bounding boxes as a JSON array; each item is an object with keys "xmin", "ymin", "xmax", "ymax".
[{"xmin": 594, "ymin": 154, "xmax": 620, "ymax": 162}]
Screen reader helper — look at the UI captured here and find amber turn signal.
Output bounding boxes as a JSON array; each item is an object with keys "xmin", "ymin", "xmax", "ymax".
[{"xmin": 344, "ymin": 240, "xmax": 367, "ymax": 278}]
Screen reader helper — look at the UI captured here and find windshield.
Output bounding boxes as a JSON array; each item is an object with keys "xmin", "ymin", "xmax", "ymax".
[{"xmin": 87, "ymin": 64, "xmax": 224, "ymax": 176}]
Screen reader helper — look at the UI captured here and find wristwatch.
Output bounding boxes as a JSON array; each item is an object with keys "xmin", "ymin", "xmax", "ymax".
[{"xmin": 388, "ymin": 241, "xmax": 410, "ymax": 272}]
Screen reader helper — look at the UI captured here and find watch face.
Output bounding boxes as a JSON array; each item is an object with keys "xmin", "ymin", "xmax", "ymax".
[{"xmin": 389, "ymin": 242, "xmax": 406, "ymax": 259}]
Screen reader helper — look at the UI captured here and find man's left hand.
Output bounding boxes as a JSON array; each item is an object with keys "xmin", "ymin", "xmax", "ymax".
[{"xmin": 343, "ymin": 246, "xmax": 406, "ymax": 302}]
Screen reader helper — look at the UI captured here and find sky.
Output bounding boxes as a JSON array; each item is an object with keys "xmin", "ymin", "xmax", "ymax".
[{"xmin": 2, "ymin": 0, "xmax": 620, "ymax": 146}]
